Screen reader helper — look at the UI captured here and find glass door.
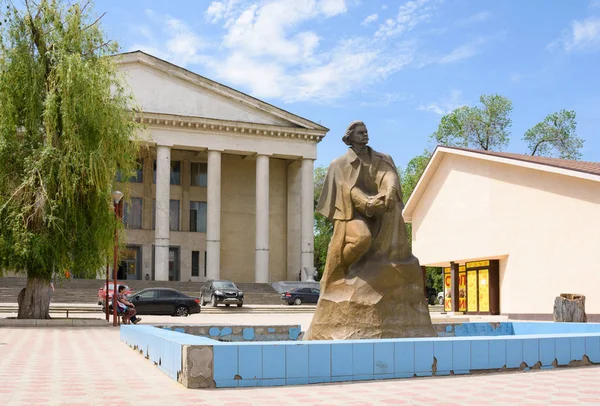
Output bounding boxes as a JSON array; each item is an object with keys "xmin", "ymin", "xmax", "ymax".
[{"xmin": 168, "ymin": 247, "xmax": 180, "ymax": 281}]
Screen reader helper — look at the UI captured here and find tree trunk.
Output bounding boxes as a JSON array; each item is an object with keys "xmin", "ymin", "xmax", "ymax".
[
  {"xmin": 17, "ymin": 277, "xmax": 52, "ymax": 319},
  {"xmin": 553, "ymin": 293, "xmax": 586, "ymax": 323}
]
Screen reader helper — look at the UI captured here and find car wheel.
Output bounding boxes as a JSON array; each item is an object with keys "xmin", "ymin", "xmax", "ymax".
[
  {"xmin": 438, "ymin": 296, "xmax": 444, "ymax": 305},
  {"xmin": 211, "ymin": 295, "xmax": 217, "ymax": 307},
  {"xmin": 429, "ymin": 294, "xmax": 436, "ymax": 305},
  {"xmin": 294, "ymin": 297, "xmax": 302, "ymax": 306},
  {"xmin": 237, "ymin": 303, "xmax": 243, "ymax": 308},
  {"xmin": 175, "ymin": 306, "xmax": 189, "ymax": 317}
]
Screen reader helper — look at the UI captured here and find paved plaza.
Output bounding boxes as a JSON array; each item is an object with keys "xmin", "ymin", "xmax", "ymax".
[{"xmin": 1, "ymin": 313, "xmax": 600, "ymax": 405}]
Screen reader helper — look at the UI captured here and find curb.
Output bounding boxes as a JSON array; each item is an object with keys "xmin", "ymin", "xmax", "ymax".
[{"xmin": 0, "ymin": 318, "xmax": 110, "ymax": 327}]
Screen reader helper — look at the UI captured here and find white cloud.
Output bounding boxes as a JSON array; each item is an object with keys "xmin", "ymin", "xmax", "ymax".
[
  {"xmin": 319, "ymin": 0, "xmax": 348, "ymax": 16},
  {"xmin": 564, "ymin": 17, "xmax": 600, "ymax": 52},
  {"xmin": 437, "ymin": 37, "xmax": 488, "ymax": 64},
  {"xmin": 456, "ymin": 10, "xmax": 492, "ymax": 25},
  {"xmin": 362, "ymin": 13, "xmax": 379, "ymax": 25},
  {"xmin": 130, "ymin": 13, "xmax": 207, "ymax": 67},
  {"xmin": 128, "ymin": 0, "xmax": 445, "ymax": 104},
  {"xmin": 419, "ymin": 89, "xmax": 465, "ymax": 115},
  {"xmin": 375, "ymin": 0, "xmax": 440, "ymax": 38},
  {"xmin": 205, "ymin": 0, "xmax": 242, "ymax": 23},
  {"xmin": 203, "ymin": 0, "xmax": 416, "ymax": 102}
]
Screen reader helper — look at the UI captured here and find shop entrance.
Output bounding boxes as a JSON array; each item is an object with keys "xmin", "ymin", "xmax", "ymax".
[{"xmin": 444, "ymin": 259, "xmax": 499, "ymax": 315}]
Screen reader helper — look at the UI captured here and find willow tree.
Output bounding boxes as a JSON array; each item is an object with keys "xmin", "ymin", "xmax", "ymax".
[{"xmin": 0, "ymin": 0, "xmax": 139, "ymax": 318}]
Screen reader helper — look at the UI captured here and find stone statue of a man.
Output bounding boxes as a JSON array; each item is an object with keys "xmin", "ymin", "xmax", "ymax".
[{"xmin": 303, "ymin": 121, "xmax": 435, "ymax": 340}]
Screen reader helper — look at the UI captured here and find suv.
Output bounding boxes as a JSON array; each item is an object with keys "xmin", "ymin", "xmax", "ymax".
[{"xmin": 200, "ymin": 279, "xmax": 244, "ymax": 307}]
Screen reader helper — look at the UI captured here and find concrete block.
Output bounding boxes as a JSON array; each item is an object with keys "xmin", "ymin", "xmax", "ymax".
[
  {"xmin": 539, "ymin": 338, "xmax": 555, "ymax": 367},
  {"xmin": 522, "ymin": 339, "xmax": 539, "ymax": 367},
  {"xmin": 414, "ymin": 341, "xmax": 433, "ymax": 376},
  {"xmin": 394, "ymin": 341, "xmax": 415, "ymax": 377},
  {"xmin": 181, "ymin": 345, "xmax": 214, "ymax": 389},
  {"xmin": 506, "ymin": 339, "xmax": 523, "ymax": 368},
  {"xmin": 213, "ymin": 345, "xmax": 238, "ymax": 379},
  {"xmin": 470, "ymin": 340, "xmax": 489, "ymax": 370},
  {"xmin": 374, "ymin": 342, "xmax": 394, "ymax": 375},
  {"xmin": 489, "ymin": 339, "xmax": 506, "ymax": 369},
  {"xmin": 570, "ymin": 337, "xmax": 585, "ymax": 361},
  {"xmin": 433, "ymin": 341, "xmax": 452, "ymax": 375},
  {"xmin": 286, "ymin": 344, "xmax": 308, "ymax": 378},
  {"xmin": 308, "ymin": 343, "xmax": 330, "ymax": 378},
  {"xmin": 554, "ymin": 337, "xmax": 570, "ymax": 366},
  {"xmin": 585, "ymin": 336, "xmax": 600, "ymax": 363},
  {"xmin": 262, "ymin": 345, "xmax": 285, "ymax": 379},
  {"xmin": 239, "ymin": 345, "xmax": 262, "ymax": 380},
  {"xmin": 352, "ymin": 342, "xmax": 374, "ymax": 376},
  {"xmin": 452, "ymin": 340, "xmax": 470, "ymax": 373},
  {"xmin": 331, "ymin": 343, "xmax": 352, "ymax": 377}
]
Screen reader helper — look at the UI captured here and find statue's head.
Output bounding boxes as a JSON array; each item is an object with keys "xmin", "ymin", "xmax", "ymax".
[{"xmin": 342, "ymin": 120, "xmax": 369, "ymax": 147}]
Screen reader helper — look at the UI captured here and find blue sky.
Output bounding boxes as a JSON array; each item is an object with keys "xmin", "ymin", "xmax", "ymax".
[{"xmin": 95, "ymin": 0, "xmax": 600, "ymax": 169}]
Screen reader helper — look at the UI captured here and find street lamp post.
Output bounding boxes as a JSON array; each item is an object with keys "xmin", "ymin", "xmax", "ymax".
[
  {"xmin": 105, "ymin": 263, "xmax": 109, "ymax": 321},
  {"xmin": 111, "ymin": 190, "xmax": 124, "ymax": 327}
]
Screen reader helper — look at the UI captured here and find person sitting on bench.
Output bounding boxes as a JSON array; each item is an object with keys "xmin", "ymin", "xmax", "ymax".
[{"xmin": 117, "ymin": 286, "xmax": 141, "ymax": 325}]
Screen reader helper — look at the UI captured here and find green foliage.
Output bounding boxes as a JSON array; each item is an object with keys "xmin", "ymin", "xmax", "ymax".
[
  {"xmin": 425, "ymin": 267, "xmax": 443, "ymax": 293},
  {"xmin": 524, "ymin": 110, "xmax": 583, "ymax": 160},
  {"xmin": 431, "ymin": 94, "xmax": 513, "ymax": 151},
  {"xmin": 313, "ymin": 166, "xmax": 331, "ymax": 280},
  {"xmin": 0, "ymin": 0, "xmax": 139, "ymax": 280}
]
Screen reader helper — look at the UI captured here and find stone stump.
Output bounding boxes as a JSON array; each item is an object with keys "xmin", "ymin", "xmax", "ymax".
[{"xmin": 553, "ymin": 293, "xmax": 586, "ymax": 322}]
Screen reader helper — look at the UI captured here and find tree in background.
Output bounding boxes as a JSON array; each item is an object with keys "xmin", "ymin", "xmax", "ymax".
[
  {"xmin": 313, "ymin": 166, "xmax": 331, "ymax": 280},
  {"xmin": 431, "ymin": 94, "xmax": 513, "ymax": 151},
  {"xmin": 524, "ymin": 110, "xmax": 584, "ymax": 160},
  {"xmin": 0, "ymin": 0, "xmax": 139, "ymax": 318}
]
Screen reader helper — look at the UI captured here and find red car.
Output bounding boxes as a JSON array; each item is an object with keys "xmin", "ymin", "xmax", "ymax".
[{"xmin": 97, "ymin": 282, "xmax": 133, "ymax": 305}]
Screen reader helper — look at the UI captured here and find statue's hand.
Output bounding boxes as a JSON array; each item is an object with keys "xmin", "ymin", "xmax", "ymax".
[
  {"xmin": 367, "ymin": 195, "xmax": 386, "ymax": 216},
  {"xmin": 384, "ymin": 188, "xmax": 397, "ymax": 211}
]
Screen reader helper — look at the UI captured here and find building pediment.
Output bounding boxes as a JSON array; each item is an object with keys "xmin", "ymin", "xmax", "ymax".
[{"xmin": 115, "ymin": 51, "xmax": 328, "ymax": 135}]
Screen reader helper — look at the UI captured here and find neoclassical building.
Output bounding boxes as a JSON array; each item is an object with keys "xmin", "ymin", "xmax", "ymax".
[{"xmin": 114, "ymin": 51, "xmax": 328, "ymax": 283}]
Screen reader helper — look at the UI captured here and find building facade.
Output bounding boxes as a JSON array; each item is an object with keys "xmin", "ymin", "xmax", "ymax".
[
  {"xmin": 403, "ymin": 146, "xmax": 600, "ymax": 320},
  {"xmin": 114, "ymin": 51, "xmax": 328, "ymax": 283}
]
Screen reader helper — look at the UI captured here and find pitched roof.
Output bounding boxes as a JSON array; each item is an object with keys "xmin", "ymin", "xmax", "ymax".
[
  {"xmin": 403, "ymin": 145, "xmax": 600, "ymax": 221},
  {"xmin": 112, "ymin": 50, "xmax": 329, "ymax": 133},
  {"xmin": 442, "ymin": 146, "xmax": 600, "ymax": 177}
]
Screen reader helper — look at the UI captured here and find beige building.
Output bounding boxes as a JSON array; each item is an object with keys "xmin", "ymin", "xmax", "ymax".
[
  {"xmin": 403, "ymin": 146, "xmax": 600, "ymax": 321},
  {"xmin": 113, "ymin": 51, "xmax": 328, "ymax": 283}
]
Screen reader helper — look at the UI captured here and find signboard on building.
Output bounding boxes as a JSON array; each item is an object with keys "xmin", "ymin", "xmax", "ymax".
[{"xmin": 444, "ymin": 267, "xmax": 452, "ymax": 312}]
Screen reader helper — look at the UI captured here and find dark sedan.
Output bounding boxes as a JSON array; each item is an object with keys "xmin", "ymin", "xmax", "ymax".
[
  {"xmin": 127, "ymin": 288, "xmax": 201, "ymax": 317},
  {"xmin": 281, "ymin": 287, "xmax": 320, "ymax": 305}
]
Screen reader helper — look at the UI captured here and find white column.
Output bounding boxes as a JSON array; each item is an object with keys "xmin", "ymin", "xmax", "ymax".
[
  {"xmin": 255, "ymin": 154, "xmax": 270, "ymax": 283},
  {"xmin": 154, "ymin": 145, "xmax": 171, "ymax": 281},
  {"xmin": 300, "ymin": 158, "xmax": 314, "ymax": 281},
  {"xmin": 206, "ymin": 150, "xmax": 221, "ymax": 281},
  {"xmin": 286, "ymin": 160, "xmax": 302, "ymax": 281}
]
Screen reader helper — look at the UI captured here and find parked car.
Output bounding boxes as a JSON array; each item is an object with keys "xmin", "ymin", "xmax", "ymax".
[
  {"xmin": 97, "ymin": 282, "xmax": 132, "ymax": 305},
  {"xmin": 438, "ymin": 291, "xmax": 445, "ymax": 305},
  {"xmin": 281, "ymin": 287, "xmax": 320, "ymax": 305},
  {"xmin": 200, "ymin": 280, "xmax": 244, "ymax": 307},
  {"xmin": 126, "ymin": 288, "xmax": 201, "ymax": 316}
]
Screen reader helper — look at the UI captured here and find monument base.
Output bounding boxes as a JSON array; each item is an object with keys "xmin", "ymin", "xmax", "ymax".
[{"xmin": 304, "ymin": 258, "xmax": 436, "ymax": 340}]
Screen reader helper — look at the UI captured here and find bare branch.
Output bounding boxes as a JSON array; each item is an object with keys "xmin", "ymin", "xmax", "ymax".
[
  {"xmin": 85, "ymin": 39, "xmax": 112, "ymax": 56},
  {"xmin": 83, "ymin": 12, "xmax": 105, "ymax": 31}
]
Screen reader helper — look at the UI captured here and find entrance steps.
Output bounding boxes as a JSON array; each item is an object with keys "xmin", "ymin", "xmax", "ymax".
[{"xmin": 0, "ymin": 277, "xmax": 283, "ymax": 305}]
